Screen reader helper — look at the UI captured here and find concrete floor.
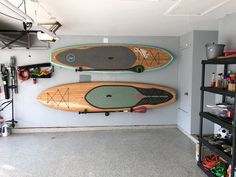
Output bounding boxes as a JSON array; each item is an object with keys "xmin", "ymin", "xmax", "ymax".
[{"xmin": 0, "ymin": 128, "xmax": 206, "ymax": 177}]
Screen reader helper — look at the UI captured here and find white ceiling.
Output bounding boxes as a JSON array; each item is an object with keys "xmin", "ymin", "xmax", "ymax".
[{"xmin": 2, "ymin": 0, "xmax": 236, "ymax": 36}]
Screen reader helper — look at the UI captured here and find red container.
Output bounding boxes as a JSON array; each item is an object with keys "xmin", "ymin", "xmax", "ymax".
[
  {"xmin": 227, "ymin": 110, "xmax": 234, "ymax": 119},
  {"xmin": 224, "ymin": 50, "xmax": 236, "ymax": 56}
]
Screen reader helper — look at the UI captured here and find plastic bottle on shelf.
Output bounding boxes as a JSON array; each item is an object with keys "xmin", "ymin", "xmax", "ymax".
[
  {"xmin": 223, "ymin": 70, "xmax": 232, "ymax": 90},
  {"xmin": 222, "ymin": 75, "xmax": 228, "ymax": 89},
  {"xmin": 216, "ymin": 73, "xmax": 223, "ymax": 88},
  {"xmin": 228, "ymin": 73, "xmax": 236, "ymax": 92},
  {"xmin": 211, "ymin": 72, "xmax": 216, "ymax": 87}
]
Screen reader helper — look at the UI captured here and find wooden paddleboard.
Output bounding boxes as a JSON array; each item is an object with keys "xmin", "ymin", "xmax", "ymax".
[
  {"xmin": 37, "ymin": 82, "xmax": 176, "ymax": 113},
  {"xmin": 51, "ymin": 44, "xmax": 174, "ymax": 73}
]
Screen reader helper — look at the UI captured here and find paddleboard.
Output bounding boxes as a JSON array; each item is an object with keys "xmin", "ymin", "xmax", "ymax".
[
  {"xmin": 51, "ymin": 44, "xmax": 174, "ymax": 73},
  {"xmin": 37, "ymin": 82, "xmax": 176, "ymax": 114}
]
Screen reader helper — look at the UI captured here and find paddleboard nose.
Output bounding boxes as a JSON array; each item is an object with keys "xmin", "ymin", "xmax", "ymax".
[
  {"xmin": 37, "ymin": 91, "xmax": 46, "ymax": 104},
  {"xmin": 37, "ymin": 87, "xmax": 71, "ymax": 111}
]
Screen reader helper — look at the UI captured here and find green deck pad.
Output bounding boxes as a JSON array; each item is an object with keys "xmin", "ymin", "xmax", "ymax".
[
  {"xmin": 85, "ymin": 86, "xmax": 142, "ymax": 109},
  {"xmin": 56, "ymin": 46, "xmax": 137, "ymax": 69},
  {"xmin": 85, "ymin": 86, "xmax": 173, "ymax": 109}
]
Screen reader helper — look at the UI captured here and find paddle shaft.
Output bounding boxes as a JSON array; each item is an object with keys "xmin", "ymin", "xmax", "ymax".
[
  {"xmin": 78, "ymin": 107, "xmax": 147, "ymax": 116},
  {"xmin": 75, "ymin": 65, "xmax": 144, "ymax": 73}
]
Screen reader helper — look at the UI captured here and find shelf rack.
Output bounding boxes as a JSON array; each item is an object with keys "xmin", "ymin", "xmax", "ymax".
[
  {"xmin": 198, "ymin": 57, "xmax": 236, "ymax": 177},
  {"xmin": 199, "ymin": 112, "xmax": 232, "ymax": 131},
  {"xmin": 198, "ymin": 162, "xmax": 217, "ymax": 177}
]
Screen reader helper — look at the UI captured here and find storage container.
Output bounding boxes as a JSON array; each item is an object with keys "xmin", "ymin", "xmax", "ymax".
[{"xmin": 206, "ymin": 43, "xmax": 225, "ymax": 59}]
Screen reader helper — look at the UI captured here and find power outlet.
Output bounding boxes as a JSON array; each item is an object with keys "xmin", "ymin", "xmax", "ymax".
[{"xmin": 103, "ymin": 38, "xmax": 109, "ymax": 43}]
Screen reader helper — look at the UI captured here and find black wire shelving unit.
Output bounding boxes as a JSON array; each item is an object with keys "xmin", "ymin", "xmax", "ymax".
[{"xmin": 198, "ymin": 57, "xmax": 236, "ymax": 177}]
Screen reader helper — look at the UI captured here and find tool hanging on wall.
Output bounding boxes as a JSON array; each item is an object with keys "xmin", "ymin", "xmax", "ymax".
[
  {"xmin": 0, "ymin": 64, "xmax": 10, "ymax": 99},
  {"xmin": 0, "ymin": 56, "xmax": 18, "ymax": 128},
  {"xmin": 18, "ymin": 63, "xmax": 53, "ymax": 84},
  {"xmin": 10, "ymin": 57, "xmax": 18, "ymax": 93}
]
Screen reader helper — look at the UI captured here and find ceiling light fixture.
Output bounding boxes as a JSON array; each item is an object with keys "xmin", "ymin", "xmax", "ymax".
[
  {"xmin": 164, "ymin": 0, "xmax": 181, "ymax": 16},
  {"xmin": 201, "ymin": 0, "xmax": 231, "ymax": 16},
  {"xmin": 164, "ymin": 0, "xmax": 231, "ymax": 16}
]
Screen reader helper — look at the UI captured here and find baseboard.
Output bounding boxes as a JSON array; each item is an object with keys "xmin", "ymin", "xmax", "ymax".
[
  {"xmin": 12, "ymin": 125, "xmax": 198, "ymax": 145},
  {"xmin": 177, "ymin": 126, "xmax": 198, "ymax": 143},
  {"xmin": 12, "ymin": 125, "xmax": 177, "ymax": 134}
]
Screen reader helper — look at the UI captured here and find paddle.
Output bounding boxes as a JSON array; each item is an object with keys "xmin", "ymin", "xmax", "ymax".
[
  {"xmin": 75, "ymin": 65, "xmax": 145, "ymax": 73},
  {"xmin": 133, "ymin": 106, "xmax": 147, "ymax": 113},
  {"xmin": 78, "ymin": 106, "xmax": 147, "ymax": 116}
]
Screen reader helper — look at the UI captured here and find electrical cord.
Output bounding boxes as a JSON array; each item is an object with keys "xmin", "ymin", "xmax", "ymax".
[
  {"xmin": 0, "ymin": 99, "xmax": 12, "ymax": 112},
  {"xmin": 18, "ymin": 69, "xmax": 30, "ymax": 81}
]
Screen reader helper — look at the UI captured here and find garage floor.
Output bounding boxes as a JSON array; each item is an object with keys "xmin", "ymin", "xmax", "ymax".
[{"xmin": 0, "ymin": 128, "xmax": 206, "ymax": 177}]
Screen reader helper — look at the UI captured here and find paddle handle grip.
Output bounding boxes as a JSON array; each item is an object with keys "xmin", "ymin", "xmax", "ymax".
[{"xmin": 2, "ymin": 74, "xmax": 10, "ymax": 99}]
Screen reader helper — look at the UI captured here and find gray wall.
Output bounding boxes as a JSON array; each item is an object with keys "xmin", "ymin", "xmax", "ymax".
[
  {"xmin": 177, "ymin": 31, "xmax": 193, "ymax": 134},
  {"xmin": 218, "ymin": 13, "xmax": 236, "ymax": 50},
  {"xmin": 0, "ymin": 36, "xmax": 179, "ymax": 128},
  {"xmin": 191, "ymin": 31, "xmax": 218, "ymax": 134},
  {"xmin": 177, "ymin": 31, "xmax": 217, "ymax": 135},
  {"xmin": 215, "ymin": 13, "xmax": 236, "ymax": 132}
]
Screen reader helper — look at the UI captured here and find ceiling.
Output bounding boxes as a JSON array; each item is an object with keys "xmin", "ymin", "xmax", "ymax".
[{"xmin": 2, "ymin": 0, "xmax": 236, "ymax": 36}]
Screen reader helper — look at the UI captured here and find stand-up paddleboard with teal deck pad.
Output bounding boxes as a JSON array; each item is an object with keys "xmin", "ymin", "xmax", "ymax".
[
  {"xmin": 50, "ymin": 44, "xmax": 174, "ymax": 73},
  {"xmin": 37, "ymin": 82, "xmax": 176, "ymax": 115}
]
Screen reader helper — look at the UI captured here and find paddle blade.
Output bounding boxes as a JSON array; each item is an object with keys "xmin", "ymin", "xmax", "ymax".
[{"xmin": 133, "ymin": 106, "xmax": 147, "ymax": 113}]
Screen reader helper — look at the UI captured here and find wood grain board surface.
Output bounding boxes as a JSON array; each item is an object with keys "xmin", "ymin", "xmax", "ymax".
[
  {"xmin": 37, "ymin": 82, "xmax": 176, "ymax": 113},
  {"xmin": 51, "ymin": 44, "xmax": 174, "ymax": 73}
]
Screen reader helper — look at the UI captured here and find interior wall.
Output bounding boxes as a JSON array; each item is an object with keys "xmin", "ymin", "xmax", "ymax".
[
  {"xmin": 191, "ymin": 31, "xmax": 218, "ymax": 134},
  {"xmin": 177, "ymin": 31, "xmax": 193, "ymax": 134},
  {"xmin": 0, "ymin": 36, "xmax": 179, "ymax": 128},
  {"xmin": 218, "ymin": 13, "xmax": 236, "ymax": 50},
  {"xmin": 215, "ymin": 13, "xmax": 236, "ymax": 132},
  {"xmin": 177, "ymin": 30, "xmax": 217, "ymax": 135}
]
